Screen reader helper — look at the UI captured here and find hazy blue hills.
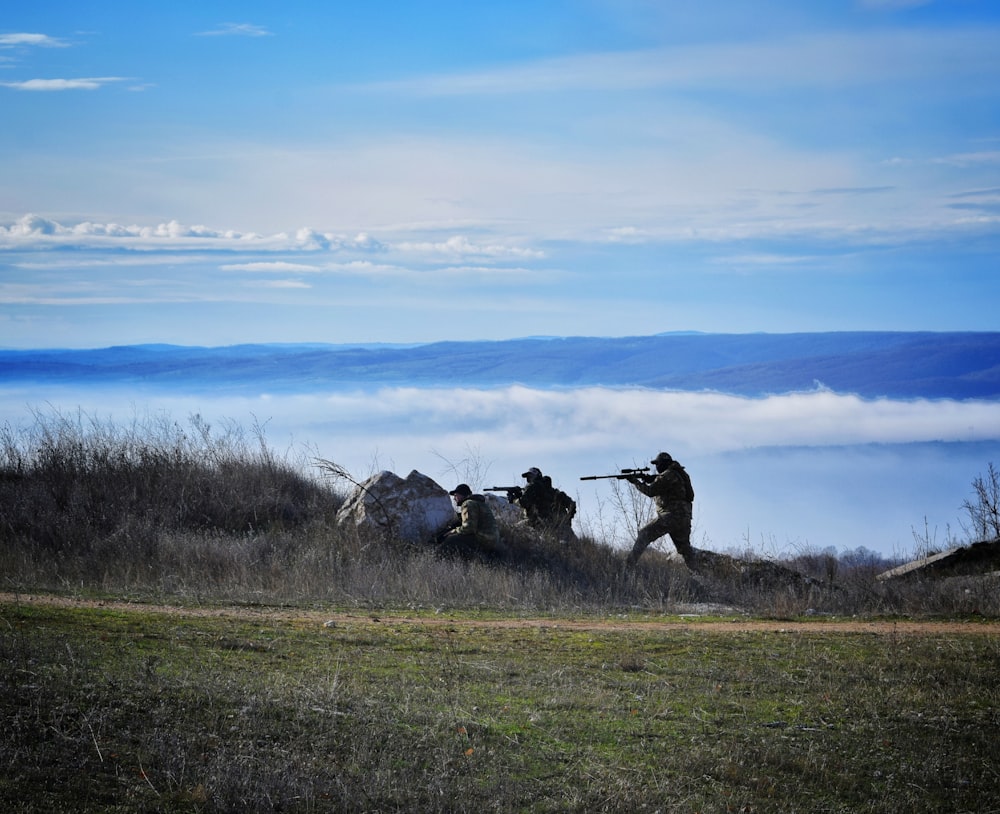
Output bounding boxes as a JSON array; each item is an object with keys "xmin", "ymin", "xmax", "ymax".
[{"xmin": 2, "ymin": 332, "xmax": 999, "ymax": 400}]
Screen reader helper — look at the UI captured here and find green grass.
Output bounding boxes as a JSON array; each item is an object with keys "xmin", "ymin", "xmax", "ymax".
[
  {"xmin": 3, "ymin": 410, "xmax": 1000, "ymax": 811},
  {"xmin": 2, "ymin": 600, "xmax": 998, "ymax": 813}
]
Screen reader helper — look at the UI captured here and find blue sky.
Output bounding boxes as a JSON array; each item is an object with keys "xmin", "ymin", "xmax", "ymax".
[
  {"xmin": 2, "ymin": 0, "xmax": 999, "ymax": 347},
  {"xmin": 2, "ymin": 2, "xmax": 999, "ymax": 557}
]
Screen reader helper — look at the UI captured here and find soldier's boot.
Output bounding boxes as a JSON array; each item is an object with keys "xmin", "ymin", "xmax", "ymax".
[
  {"xmin": 674, "ymin": 540, "xmax": 695, "ymax": 567},
  {"xmin": 627, "ymin": 541, "xmax": 647, "ymax": 566}
]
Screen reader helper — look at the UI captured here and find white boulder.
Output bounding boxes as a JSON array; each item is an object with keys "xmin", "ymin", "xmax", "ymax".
[
  {"xmin": 484, "ymin": 493, "xmax": 523, "ymax": 525},
  {"xmin": 335, "ymin": 469, "xmax": 456, "ymax": 543}
]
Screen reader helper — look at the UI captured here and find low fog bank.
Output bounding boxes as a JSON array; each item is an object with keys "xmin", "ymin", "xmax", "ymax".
[{"xmin": 2, "ymin": 384, "xmax": 998, "ymax": 559}]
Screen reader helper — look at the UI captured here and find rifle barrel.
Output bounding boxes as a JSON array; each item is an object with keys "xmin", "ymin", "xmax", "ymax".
[{"xmin": 580, "ymin": 469, "xmax": 653, "ymax": 481}]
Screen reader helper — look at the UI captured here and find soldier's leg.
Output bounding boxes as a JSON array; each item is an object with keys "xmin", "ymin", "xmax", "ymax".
[
  {"xmin": 667, "ymin": 505, "xmax": 694, "ymax": 562},
  {"xmin": 437, "ymin": 532, "xmax": 476, "ymax": 558},
  {"xmin": 670, "ymin": 529, "xmax": 693, "ymax": 561},
  {"xmin": 557, "ymin": 520, "xmax": 578, "ymax": 544},
  {"xmin": 480, "ymin": 535, "xmax": 509, "ymax": 559},
  {"xmin": 628, "ymin": 515, "xmax": 670, "ymax": 565}
]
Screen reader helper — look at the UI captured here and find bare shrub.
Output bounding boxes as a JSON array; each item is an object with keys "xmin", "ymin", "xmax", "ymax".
[
  {"xmin": 576, "ymin": 475, "xmax": 655, "ymax": 551},
  {"xmin": 961, "ymin": 461, "xmax": 1000, "ymax": 542},
  {"xmin": 0, "ymin": 408, "xmax": 340, "ymax": 556},
  {"xmin": 431, "ymin": 443, "xmax": 495, "ymax": 491}
]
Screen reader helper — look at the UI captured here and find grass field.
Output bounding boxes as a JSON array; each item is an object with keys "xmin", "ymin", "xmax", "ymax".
[
  {"xmin": 2, "ymin": 597, "xmax": 998, "ymax": 814},
  {"xmin": 2, "ymin": 412, "xmax": 999, "ymax": 811}
]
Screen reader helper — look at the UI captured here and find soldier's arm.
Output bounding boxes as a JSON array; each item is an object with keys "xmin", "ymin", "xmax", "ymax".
[
  {"xmin": 629, "ymin": 475, "xmax": 656, "ymax": 497},
  {"xmin": 449, "ymin": 504, "xmax": 470, "ymax": 535},
  {"xmin": 454, "ymin": 501, "xmax": 482, "ymax": 535}
]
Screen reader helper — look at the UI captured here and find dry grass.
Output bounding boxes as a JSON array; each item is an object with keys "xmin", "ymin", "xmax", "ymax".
[{"xmin": 1, "ymin": 410, "xmax": 998, "ymax": 618}]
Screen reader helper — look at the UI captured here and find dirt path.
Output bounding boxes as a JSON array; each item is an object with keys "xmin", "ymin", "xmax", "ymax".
[{"xmin": 3, "ymin": 592, "xmax": 998, "ymax": 636}]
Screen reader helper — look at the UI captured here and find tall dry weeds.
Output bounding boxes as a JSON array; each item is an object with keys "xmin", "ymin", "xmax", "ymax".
[{"xmin": 1, "ymin": 410, "xmax": 997, "ymax": 617}]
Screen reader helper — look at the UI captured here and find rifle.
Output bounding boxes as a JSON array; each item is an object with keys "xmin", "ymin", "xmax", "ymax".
[
  {"xmin": 580, "ymin": 467, "xmax": 653, "ymax": 482},
  {"xmin": 484, "ymin": 486, "xmax": 522, "ymax": 495}
]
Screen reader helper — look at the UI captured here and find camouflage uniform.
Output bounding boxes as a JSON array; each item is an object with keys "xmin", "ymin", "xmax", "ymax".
[
  {"xmin": 514, "ymin": 467, "xmax": 577, "ymax": 542},
  {"xmin": 515, "ymin": 473, "xmax": 556, "ymax": 524},
  {"xmin": 627, "ymin": 454, "xmax": 693, "ymax": 564},
  {"xmin": 442, "ymin": 487, "xmax": 504, "ymax": 556}
]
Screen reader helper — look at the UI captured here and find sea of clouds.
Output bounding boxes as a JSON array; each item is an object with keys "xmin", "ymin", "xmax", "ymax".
[{"xmin": 2, "ymin": 383, "xmax": 998, "ymax": 559}]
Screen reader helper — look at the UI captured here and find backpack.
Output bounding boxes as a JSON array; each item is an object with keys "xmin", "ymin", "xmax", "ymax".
[
  {"xmin": 553, "ymin": 488, "xmax": 576, "ymax": 520},
  {"xmin": 674, "ymin": 464, "xmax": 695, "ymax": 502}
]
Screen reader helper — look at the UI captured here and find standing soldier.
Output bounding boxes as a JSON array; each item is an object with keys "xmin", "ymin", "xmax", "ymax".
[{"xmin": 625, "ymin": 452, "xmax": 694, "ymax": 565}]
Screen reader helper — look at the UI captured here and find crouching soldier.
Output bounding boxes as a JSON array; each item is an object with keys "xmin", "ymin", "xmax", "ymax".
[
  {"xmin": 513, "ymin": 467, "xmax": 577, "ymax": 542},
  {"xmin": 437, "ymin": 483, "xmax": 507, "ymax": 559}
]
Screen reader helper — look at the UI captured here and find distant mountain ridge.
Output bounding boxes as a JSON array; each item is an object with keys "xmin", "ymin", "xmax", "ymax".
[{"xmin": 2, "ymin": 332, "xmax": 999, "ymax": 400}]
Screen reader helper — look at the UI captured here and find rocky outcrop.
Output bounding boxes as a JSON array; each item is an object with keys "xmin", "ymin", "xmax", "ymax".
[
  {"xmin": 876, "ymin": 538, "xmax": 1000, "ymax": 581},
  {"xmin": 336, "ymin": 470, "xmax": 455, "ymax": 543},
  {"xmin": 483, "ymin": 493, "xmax": 523, "ymax": 525},
  {"xmin": 685, "ymin": 548, "xmax": 823, "ymax": 590}
]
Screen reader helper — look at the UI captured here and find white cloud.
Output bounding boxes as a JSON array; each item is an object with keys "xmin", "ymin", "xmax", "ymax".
[
  {"xmin": 0, "ymin": 211, "xmax": 540, "ymax": 262},
  {"xmin": 0, "ymin": 284, "xmax": 169, "ymax": 306},
  {"xmin": 0, "ymin": 215, "xmax": 386, "ymax": 253},
  {"xmin": 0, "ymin": 77, "xmax": 128, "ymax": 91},
  {"xmin": 293, "ymin": 227, "xmax": 382, "ymax": 252},
  {"xmin": 176, "ymin": 131, "xmax": 994, "ymax": 247},
  {"xmin": 1, "ymin": 214, "xmax": 251, "ymax": 241},
  {"xmin": 221, "ymin": 261, "xmax": 322, "ymax": 273},
  {"xmin": 396, "ymin": 235, "xmax": 545, "ymax": 259},
  {"xmin": 252, "ymin": 280, "xmax": 312, "ymax": 289},
  {"xmin": 433, "ymin": 265, "xmax": 539, "ymax": 277},
  {"xmin": 710, "ymin": 253, "xmax": 824, "ymax": 269},
  {"xmin": 11, "ymin": 256, "xmax": 207, "ymax": 270},
  {"xmin": 196, "ymin": 23, "xmax": 273, "ymax": 37},
  {"xmin": 362, "ymin": 26, "xmax": 999, "ymax": 96},
  {"xmin": 9, "ymin": 384, "xmax": 996, "ymax": 468},
  {"xmin": 254, "ymin": 386, "xmax": 1000, "ymax": 461},
  {"xmin": 931, "ymin": 151, "xmax": 1000, "ymax": 168},
  {"xmin": 0, "ymin": 33, "xmax": 68, "ymax": 48}
]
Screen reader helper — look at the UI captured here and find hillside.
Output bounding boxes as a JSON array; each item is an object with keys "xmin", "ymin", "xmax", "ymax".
[{"xmin": 2, "ymin": 331, "xmax": 999, "ymax": 399}]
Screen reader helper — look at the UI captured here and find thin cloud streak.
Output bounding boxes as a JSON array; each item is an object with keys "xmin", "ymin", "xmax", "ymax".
[
  {"xmin": 362, "ymin": 27, "xmax": 1000, "ymax": 96},
  {"xmin": 220, "ymin": 262, "xmax": 323, "ymax": 273},
  {"xmin": 195, "ymin": 23, "xmax": 273, "ymax": 38},
  {"xmin": 0, "ymin": 77, "xmax": 129, "ymax": 91},
  {"xmin": 0, "ymin": 33, "xmax": 68, "ymax": 48},
  {"xmin": 396, "ymin": 236, "xmax": 545, "ymax": 259},
  {"xmin": 253, "ymin": 280, "xmax": 311, "ymax": 289}
]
